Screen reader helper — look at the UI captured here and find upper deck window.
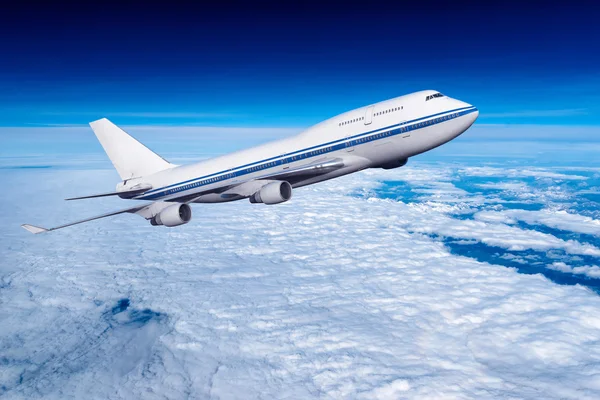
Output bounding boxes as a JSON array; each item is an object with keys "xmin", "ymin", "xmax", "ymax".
[{"xmin": 426, "ymin": 92, "xmax": 444, "ymax": 101}]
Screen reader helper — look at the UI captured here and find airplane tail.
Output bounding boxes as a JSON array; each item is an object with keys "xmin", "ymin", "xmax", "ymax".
[{"xmin": 89, "ymin": 118, "xmax": 175, "ymax": 180}]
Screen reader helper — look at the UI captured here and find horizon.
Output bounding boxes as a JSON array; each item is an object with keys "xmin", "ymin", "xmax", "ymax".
[{"xmin": 2, "ymin": 1, "xmax": 598, "ymax": 170}]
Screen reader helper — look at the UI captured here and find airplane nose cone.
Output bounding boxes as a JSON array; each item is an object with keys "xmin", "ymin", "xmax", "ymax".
[
  {"xmin": 471, "ymin": 106, "xmax": 479, "ymax": 121},
  {"xmin": 464, "ymin": 106, "xmax": 478, "ymax": 127}
]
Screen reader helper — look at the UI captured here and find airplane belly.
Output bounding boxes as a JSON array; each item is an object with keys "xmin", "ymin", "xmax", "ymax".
[{"xmin": 191, "ymin": 193, "xmax": 244, "ymax": 203}]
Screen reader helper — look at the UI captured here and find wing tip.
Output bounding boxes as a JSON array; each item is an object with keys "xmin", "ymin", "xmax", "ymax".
[{"xmin": 21, "ymin": 224, "xmax": 48, "ymax": 234}]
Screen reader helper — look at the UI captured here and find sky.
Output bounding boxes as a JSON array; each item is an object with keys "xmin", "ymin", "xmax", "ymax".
[{"xmin": 1, "ymin": 1, "xmax": 599, "ymax": 130}]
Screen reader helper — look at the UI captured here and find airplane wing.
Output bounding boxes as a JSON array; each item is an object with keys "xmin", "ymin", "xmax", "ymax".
[
  {"xmin": 219, "ymin": 157, "xmax": 346, "ymax": 197},
  {"xmin": 169, "ymin": 157, "xmax": 347, "ymax": 203},
  {"xmin": 21, "ymin": 202, "xmax": 154, "ymax": 234},
  {"xmin": 22, "ymin": 157, "xmax": 351, "ymax": 233},
  {"xmin": 65, "ymin": 189, "xmax": 149, "ymax": 201}
]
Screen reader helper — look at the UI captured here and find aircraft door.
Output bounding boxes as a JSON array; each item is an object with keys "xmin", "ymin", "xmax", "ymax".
[
  {"xmin": 345, "ymin": 134, "xmax": 354, "ymax": 152},
  {"xmin": 364, "ymin": 106, "xmax": 373, "ymax": 125},
  {"xmin": 281, "ymin": 153, "xmax": 289, "ymax": 169},
  {"xmin": 228, "ymin": 168, "xmax": 240, "ymax": 184}
]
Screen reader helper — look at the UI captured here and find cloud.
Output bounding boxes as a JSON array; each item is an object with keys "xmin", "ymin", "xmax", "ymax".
[
  {"xmin": 402, "ymin": 201, "xmax": 600, "ymax": 256},
  {"xmin": 3, "ymin": 122, "xmax": 600, "ymax": 168},
  {"xmin": 548, "ymin": 262, "xmax": 600, "ymax": 278},
  {"xmin": 460, "ymin": 166, "xmax": 588, "ymax": 180},
  {"xmin": 476, "ymin": 209, "xmax": 600, "ymax": 237},
  {"xmin": 475, "ymin": 181, "xmax": 530, "ymax": 191},
  {"xmin": 41, "ymin": 111, "xmax": 242, "ymax": 119},
  {"xmin": 0, "ymin": 126, "xmax": 302, "ymax": 163},
  {"xmin": 481, "ymin": 108, "xmax": 588, "ymax": 118},
  {"xmin": 358, "ymin": 168, "xmax": 598, "ymax": 257},
  {"xmin": 396, "ymin": 124, "xmax": 600, "ymax": 163},
  {"xmin": 458, "ymin": 124, "xmax": 600, "ymax": 142},
  {"xmin": 3, "ymin": 163, "xmax": 600, "ymax": 398},
  {"xmin": 23, "ymin": 123, "xmax": 90, "ymax": 127}
]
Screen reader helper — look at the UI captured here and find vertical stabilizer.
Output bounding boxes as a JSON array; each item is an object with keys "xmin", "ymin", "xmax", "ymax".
[{"xmin": 89, "ymin": 118, "xmax": 174, "ymax": 180}]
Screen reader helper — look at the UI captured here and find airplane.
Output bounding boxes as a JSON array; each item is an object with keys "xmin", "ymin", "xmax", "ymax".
[{"xmin": 22, "ymin": 90, "xmax": 478, "ymax": 234}]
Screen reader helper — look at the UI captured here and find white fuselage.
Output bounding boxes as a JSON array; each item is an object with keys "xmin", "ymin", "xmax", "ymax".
[{"xmin": 132, "ymin": 90, "xmax": 478, "ymax": 203}]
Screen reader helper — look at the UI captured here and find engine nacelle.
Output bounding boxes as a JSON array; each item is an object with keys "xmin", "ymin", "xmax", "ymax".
[
  {"xmin": 150, "ymin": 204, "xmax": 192, "ymax": 227},
  {"xmin": 249, "ymin": 181, "xmax": 292, "ymax": 205}
]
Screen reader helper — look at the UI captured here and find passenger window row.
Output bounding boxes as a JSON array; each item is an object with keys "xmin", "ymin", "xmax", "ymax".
[
  {"xmin": 248, "ymin": 161, "xmax": 277, "ymax": 173},
  {"xmin": 168, "ymin": 172, "xmax": 235, "ymax": 194},
  {"xmin": 306, "ymin": 146, "xmax": 332, "ymax": 156},
  {"xmin": 285, "ymin": 146, "xmax": 333, "ymax": 161},
  {"xmin": 339, "ymin": 117, "xmax": 364, "ymax": 126},
  {"xmin": 375, "ymin": 106, "xmax": 402, "ymax": 117},
  {"xmin": 351, "ymin": 111, "xmax": 460, "ymax": 145},
  {"xmin": 165, "ymin": 111, "xmax": 462, "ymax": 196},
  {"xmin": 246, "ymin": 146, "xmax": 335, "ymax": 172},
  {"xmin": 411, "ymin": 112, "xmax": 459, "ymax": 129}
]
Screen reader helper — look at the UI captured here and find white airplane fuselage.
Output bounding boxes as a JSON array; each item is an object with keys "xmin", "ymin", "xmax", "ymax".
[
  {"xmin": 22, "ymin": 89, "xmax": 479, "ymax": 234},
  {"xmin": 133, "ymin": 90, "xmax": 478, "ymax": 203}
]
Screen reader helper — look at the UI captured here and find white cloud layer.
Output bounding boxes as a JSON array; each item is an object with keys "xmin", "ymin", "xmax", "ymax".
[
  {"xmin": 2, "ymin": 165, "xmax": 600, "ymax": 399},
  {"xmin": 41, "ymin": 111, "xmax": 242, "ymax": 118},
  {"xmin": 481, "ymin": 108, "xmax": 588, "ymax": 118},
  {"xmin": 460, "ymin": 166, "xmax": 588, "ymax": 181},
  {"xmin": 548, "ymin": 262, "xmax": 600, "ymax": 278},
  {"xmin": 3, "ymin": 123, "xmax": 600, "ymax": 166},
  {"xmin": 476, "ymin": 209, "xmax": 600, "ymax": 236}
]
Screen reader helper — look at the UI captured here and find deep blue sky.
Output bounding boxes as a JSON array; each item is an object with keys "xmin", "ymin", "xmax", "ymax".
[{"xmin": 1, "ymin": 1, "xmax": 598, "ymax": 128}]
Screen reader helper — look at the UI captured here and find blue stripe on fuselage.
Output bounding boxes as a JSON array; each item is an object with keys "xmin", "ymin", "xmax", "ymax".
[{"xmin": 137, "ymin": 106, "xmax": 477, "ymax": 201}]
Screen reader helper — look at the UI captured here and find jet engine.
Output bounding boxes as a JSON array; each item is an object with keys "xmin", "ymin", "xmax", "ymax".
[
  {"xmin": 150, "ymin": 204, "xmax": 192, "ymax": 227},
  {"xmin": 249, "ymin": 181, "xmax": 292, "ymax": 205}
]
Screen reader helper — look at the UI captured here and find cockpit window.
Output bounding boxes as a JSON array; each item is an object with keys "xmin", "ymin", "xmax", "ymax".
[{"xmin": 426, "ymin": 92, "xmax": 444, "ymax": 101}]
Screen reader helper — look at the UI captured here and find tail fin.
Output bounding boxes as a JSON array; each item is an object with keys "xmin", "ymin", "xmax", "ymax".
[{"xmin": 89, "ymin": 118, "xmax": 175, "ymax": 180}]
